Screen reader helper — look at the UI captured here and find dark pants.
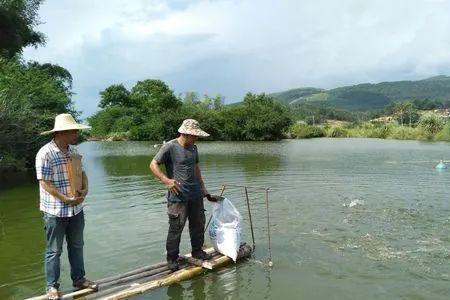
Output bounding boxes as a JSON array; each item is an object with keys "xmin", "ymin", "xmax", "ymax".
[
  {"xmin": 43, "ymin": 211, "xmax": 86, "ymax": 290},
  {"xmin": 166, "ymin": 198, "xmax": 205, "ymax": 261}
]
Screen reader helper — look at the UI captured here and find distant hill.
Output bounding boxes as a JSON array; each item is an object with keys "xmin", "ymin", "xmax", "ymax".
[{"xmin": 270, "ymin": 76, "xmax": 450, "ymax": 111}]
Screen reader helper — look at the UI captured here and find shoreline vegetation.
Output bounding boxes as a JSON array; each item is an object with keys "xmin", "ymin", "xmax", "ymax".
[
  {"xmin": 90, "ymin": 119, "xmax": 450, "ymax": 143},
  {"xmin": 289, "ymin": 113, "xmax": 450, "ymax": 141},
  {"xmin": 3, "ymin": 1, "xmax": 450, "ymax": 184}
]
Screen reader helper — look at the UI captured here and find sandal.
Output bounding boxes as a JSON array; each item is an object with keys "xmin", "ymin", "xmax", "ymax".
[
  {"xmin": 46, "ymin": 287, "xmax": 61, "ymax": 300},
  {"xmin": 73, "ymin": 278, "xmax": 99, "ymax": 291}
]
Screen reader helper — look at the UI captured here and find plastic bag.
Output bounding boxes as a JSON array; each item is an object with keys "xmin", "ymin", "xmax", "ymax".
[{"xmin": 208, "ymin": 198, "xmax": 242, "ymax": 262}]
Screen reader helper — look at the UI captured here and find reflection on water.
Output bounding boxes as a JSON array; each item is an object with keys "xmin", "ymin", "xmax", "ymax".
[{"xmin": 1, "ymin": 139, "xmax": 450, "ymax": 300}]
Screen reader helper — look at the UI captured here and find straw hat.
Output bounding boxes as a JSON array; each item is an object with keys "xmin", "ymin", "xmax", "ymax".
[
  {"xmin": 41, "ymin": 113, "xmax": 91, "ymax": 135},
  {"xmin": 178, "ymin": 119, "xmax": 210, "ymax": 137}
]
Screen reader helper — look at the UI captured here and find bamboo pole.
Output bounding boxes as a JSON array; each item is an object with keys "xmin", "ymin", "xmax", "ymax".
[
  {"xmin": 25, "ymin": 249, "xmax": 217, "ymax": 300},
  {"xmin": 202, "ymin": 255, "xmax": 232, "ymax": 270},
  {"xmin": 87, "ymin": 270, "xmax": 172, "ymax": 299},
  {"xmin": 97, "ymin": 266, "xmax": 205, "ymax": 300},
  {"xmin": 244, "ymin": 187, "xmax": 256, "ymax": 250},
  {"xmin": 96, "ymin": 262, "xmax": 168, "ymax": 284},
  {"xmin": 91, "ymin": 253, "xmax": 220, "ymax": 299},
  {"xmin": 98, "ymin": 245, "xmax": 253, "ymax": 300},
  {"xmin": 25, "ymin": 265, "xmax": 167, "ymax": 300},
  {"xmin": 264, "ymin": 189, "xmax": 273, "ymax": 267}
]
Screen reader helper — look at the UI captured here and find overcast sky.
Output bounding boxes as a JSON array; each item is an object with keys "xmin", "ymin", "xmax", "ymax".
[{"xmin": 23, "ymin": 0, "xmax": 450, "ymax": 118}]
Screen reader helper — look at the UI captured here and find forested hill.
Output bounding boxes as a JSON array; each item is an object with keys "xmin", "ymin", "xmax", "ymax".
[{"xmin": 270, "ymin": 76, "xmax": 450, "ymax": 111}]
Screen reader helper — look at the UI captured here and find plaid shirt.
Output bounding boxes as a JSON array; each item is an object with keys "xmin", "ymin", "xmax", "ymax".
[{"xmin": 35, "ymin": 140, "xmax": 84, "ymax": 217}]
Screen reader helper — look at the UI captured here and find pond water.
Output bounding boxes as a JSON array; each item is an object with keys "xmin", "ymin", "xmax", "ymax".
[{"xmin": 1, "ymin": 138, "xmax": 449, "ymax": 299}]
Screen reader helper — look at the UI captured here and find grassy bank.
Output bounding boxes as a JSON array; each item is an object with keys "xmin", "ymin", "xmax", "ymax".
[{"xmin": 289, "ymin": 117, "xmax": 450, "ymax": 141}]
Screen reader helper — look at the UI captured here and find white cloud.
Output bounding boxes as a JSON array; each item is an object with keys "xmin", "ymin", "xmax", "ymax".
[{"xmin": 23, "ymin": 0, "xmax": 450, "ymax": 117}]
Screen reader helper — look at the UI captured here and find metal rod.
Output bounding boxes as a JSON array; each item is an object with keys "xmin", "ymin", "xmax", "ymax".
[
  {"xmin": 244, "ymin": 186, "xmax": 256, "ymax": 251},
  {"xmin": 221, "ymin": 183, "xmax": 277, "ymax": 191},
  {"xmin": 204, "ymin": 184, "xmax": 226, "ymax": 234},
  {"xmin": 264, "ymin": 188, "xmax": 273, "ymax": 267}
]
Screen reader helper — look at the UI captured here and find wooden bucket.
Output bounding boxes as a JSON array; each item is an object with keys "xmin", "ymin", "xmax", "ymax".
[{"xmin": 67, "ymin": 154, "xmax": 83, "ymax": 197}]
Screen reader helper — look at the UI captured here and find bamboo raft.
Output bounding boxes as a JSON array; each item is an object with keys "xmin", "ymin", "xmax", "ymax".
[{"xmin": 26, "ymin": 244, "xmax": 252, "ymax": 300}]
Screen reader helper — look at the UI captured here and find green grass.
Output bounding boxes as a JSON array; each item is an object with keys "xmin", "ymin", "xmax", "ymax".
[{"xmin": 289, "ymin": 119, "xmax": 450, "ymax": 142}]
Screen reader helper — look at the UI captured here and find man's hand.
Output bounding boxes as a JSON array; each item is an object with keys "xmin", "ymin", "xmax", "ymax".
[
  {"xmin": 73, "ymin": 189, "xmax": 87, "ymax": 205},
  {"xmin": 78, "ymin": 189, "xmax": 88, "ymax": 198},
  {"xmin": 201, "ymin": 186, "xmax": 209, "ymax": 197},
  {"xmin": 62, "ymin": 195, "xmax": 84, "ymax": 206},
  {"xmin": 164, "ymin": 178, "xmax": 181, "ymax": 195},
  {"xmin": 40, "ymin": 180, "xmax": 86, "ymax": 206},
  {"xmin": 72, "ymin": 195, "xmax": 85, "ymax": 206}
]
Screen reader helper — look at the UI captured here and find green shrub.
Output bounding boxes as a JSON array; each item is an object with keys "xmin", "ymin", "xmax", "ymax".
[
  {"xmin": 290, "ymin": 123, "xmax": 325, "ymax": 139},
  {"xmin": 419, "ymin": 113, "xmax": 445, "ymax": 138},
  {"xmin": 388, "ymin": 125, "xmax": 423, "ymax": 140},
  {"xmin": 435, "ymin": 123, "xmax": 450, "ymax": 141},
  {"xmin": 327, "ymin": 126, "xmax": 348, "ymax": 137},
  {"xmin": 105, "ymin": 132, "xmax": 130, "ymax": 141}
]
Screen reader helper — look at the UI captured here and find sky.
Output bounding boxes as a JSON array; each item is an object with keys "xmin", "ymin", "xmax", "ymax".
[{"xmin": 23, "ymin": 0, "xmax": 450, "ymax": 118}]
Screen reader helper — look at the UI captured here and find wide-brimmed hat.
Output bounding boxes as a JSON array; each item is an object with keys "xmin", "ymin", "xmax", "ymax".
[
  {"xmin": 41, "ymin": 113, "xmax": 91, "ymax": 135},
  {"xmin": 178, "ymin": 119, "xmax": 209, "ymax": 137}
]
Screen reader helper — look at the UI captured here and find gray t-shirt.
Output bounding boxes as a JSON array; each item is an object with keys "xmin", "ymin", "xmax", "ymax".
[{"xmin": 153, "ymin": 139, "xmax": 202, "ymax": 202}]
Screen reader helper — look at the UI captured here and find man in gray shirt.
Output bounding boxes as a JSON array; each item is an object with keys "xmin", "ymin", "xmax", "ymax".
[{"xmin": 150, "ymin": 119, "xmax": 211, "ymax": 271}]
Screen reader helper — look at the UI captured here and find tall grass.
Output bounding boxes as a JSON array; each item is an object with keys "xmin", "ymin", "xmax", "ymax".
[
  {"xmin": 289, "ymin": 113, "xmax": 450, "ymax": 141},
  {"xmin": 290, "ymin": 122, "xmax": 325, "ymax": 139}
]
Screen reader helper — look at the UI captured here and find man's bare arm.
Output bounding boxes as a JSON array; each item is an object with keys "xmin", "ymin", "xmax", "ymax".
[
  {"xmin": 40, "ymin": 180, "xmax": 81, "ymax": 205},
  {"xmin": 195, "ymin": 164, "xmax": 208, "ymax": 196},
  {"xmin": 149, "ymin": 160, "xmax": 181, "ymax": 195}
]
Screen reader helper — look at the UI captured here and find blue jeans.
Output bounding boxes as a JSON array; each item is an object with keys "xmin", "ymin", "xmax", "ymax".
[{"xmin": 43, "ymin": 211, "xmax": 85, "ymax": 290}]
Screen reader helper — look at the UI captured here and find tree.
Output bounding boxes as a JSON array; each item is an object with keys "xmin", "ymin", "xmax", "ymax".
[
  {"xmin": 200, "ymin": 94, "xmax": 212, "ymax": 110},
  {"xmin": 182, "ymin": 91, "xmax": 199, "ymax": 106},
  {"xmin": 28, "ymin": 61, "xmax": 73, "ymax": 92},
  {"xmin": 99, "ymin": 84, "xmax": 132, "ymax": 108},
  {"xmin": 209, "ymin": 93, "xmax": 293, "ymax": 140},
  {"xmin": 212, "ymin": 94, "xmax": 225, "ymax": 110},
  {"xmin": 130, "ymin": 79, "xmax": 181, "ymax": 112},
  {"xmin": 0, "ymin": 0, "xmax": 46, "ymax": 58},
  {"xmin": 87, "ymin": 105, "xmax": 137, "ymax": 137},
  {"xmin": 403, "ymin": 102, "xmax": 418, "ymax": 126},
  {"xmin": 0, "ymin": 58, "xmax": 75, "ymax": 170},
  {"xmin": 90, "ymin": 81, "xmax": 292, "ymax": 141},
  {"xmin": 392, "ymin": 102, "xmax": 407, "ymax": 125}
]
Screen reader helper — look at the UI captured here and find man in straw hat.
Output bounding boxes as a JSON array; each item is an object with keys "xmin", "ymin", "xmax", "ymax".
[
  {"xmin": 36, "ymin": 113, "xmax": 97, "ymax": 299},
  {"xmin": 150, "ymin": 119, "xmax": 212, "ymax": 272}
]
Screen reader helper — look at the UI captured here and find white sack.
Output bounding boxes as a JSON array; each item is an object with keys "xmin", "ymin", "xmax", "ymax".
[{"xmin": 208, "ymin": 198, "xmax": 242, "ymax": 262}]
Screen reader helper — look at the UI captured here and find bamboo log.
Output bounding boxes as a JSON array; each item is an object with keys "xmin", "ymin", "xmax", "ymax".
[
  {"xmin": 97, "ymin": 245, "xmax": 253, "ymax": 300},
  {"xmin": 180, "ymin": 252, "xmax": 221, "ymax": 267},
  {"xmin": 88, "ymin": 270, "xmax": 172, "ymax": 299},
  {"xmin": 203, "ymin": 244, "xmax": 252, "ymax": 270},
  {"xmin": 183, "ymin": 247, "xmax": 216, "ymax": 257},
  {"xmin": 100, "ymin": 265, "xmax": 169, "ymax": 289},
  {"xmin": 202, "ymin": 255, "xmax": 231, "ymax": 270},
  {"xmin": 96, "ymin": 262, "xmax": 168, "ymax": 284},
  {"xmin": 24, "ymin": 264, "xmax": 168, "ymax": 300},
  {"xmin": 97, "ymin": 266, "xmax": 205, "ymax": 300},
  {"xmin": 25, "ymin": 246, "xmax": 250, "ymax": 300},
  {"xmin": 179, "ymin": 255, "xmax": 204, "ymax": 266},
  {"xmin": 24, "ymin": 249, "xmax": 216, "ymax": 300}
]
